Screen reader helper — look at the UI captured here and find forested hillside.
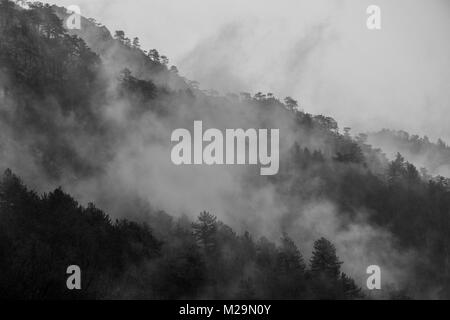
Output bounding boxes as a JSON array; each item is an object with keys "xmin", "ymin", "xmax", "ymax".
[
  {"xmin": 368, "ymin": 129, "xmax": 450, "ymax": 178},
  {"xmin": 0, "ymin": 169, "xmax": 364, "ymax": 299},
  {"xmin": 1, "ymin": 0, "xmax": 450, "ymax": 299}
]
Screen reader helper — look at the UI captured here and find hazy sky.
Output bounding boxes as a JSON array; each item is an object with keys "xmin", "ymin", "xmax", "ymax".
[{"xmin": 44, "ymin": 0, "xmax": 450, "ymax": 141}]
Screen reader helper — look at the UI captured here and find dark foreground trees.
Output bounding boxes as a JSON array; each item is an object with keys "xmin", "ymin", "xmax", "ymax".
[
  {"xmin": 0, "ymin": 170, "xmax": 362, "ymax": 299},
  {"xmin": 2, "ymin": 0, "xmax": 450, "ymax": 300}
]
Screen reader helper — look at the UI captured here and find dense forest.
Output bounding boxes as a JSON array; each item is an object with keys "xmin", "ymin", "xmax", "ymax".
[
  {"xmin": 368, "ymin": 129, "xmax": 450, "ymax": 178},
  {"xmin": 0, "ymin": 169, "xmax": 363, "ymax": 299},
  {"xmin": 1, "ymin": 1, "xmax": 450, "ymax": 299}
]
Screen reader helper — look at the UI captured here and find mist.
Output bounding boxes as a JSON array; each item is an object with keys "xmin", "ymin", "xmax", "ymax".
[
  {"xmin": 44, "ymin": 0, "xmax": 450, "ymax": 142},
  {"xmin": 2, "ymin": 0, "xmax": 449, "ymax": 298}
]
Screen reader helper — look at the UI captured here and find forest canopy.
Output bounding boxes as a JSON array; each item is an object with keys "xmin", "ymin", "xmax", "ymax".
[{"xmin": 1, "ymin": 0, "xmax": 450, "ymax": 299}]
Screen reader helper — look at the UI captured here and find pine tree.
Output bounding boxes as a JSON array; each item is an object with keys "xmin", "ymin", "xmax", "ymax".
[
  {"xmin": 278, "ymin": 233, "xmax": 305, "ymax": 274},
  {"xmin": 148, "ymin": 49, "xmax": 160, "ymax": 63},
  {"xmin": 284, "ymin": 96, "xmax": 298, "ymax": 110},
  {"xmin": 310, "ymin": 237, "xmax": 342, "ymax": 280},
  {"xmin": 114, "ymin": 30, "xmax": 125, "ymax": 42},
  {"xmin": 132, "ymin": 37, "xmax": 140, "ymax": 49},
  {"xmin": 388, "ymin": 153, "xmax": 406, "ymax": 183},
  {"xmin": 340, "ymin": 272, "xmax": 363, "ymax": 299},
  {"xmin": 192, "ymin": 211, "xmax": 217, "ymax": 252},
  {"xmin": 160, "ymin": 55, "xmax": 169, "ymax": 66}
]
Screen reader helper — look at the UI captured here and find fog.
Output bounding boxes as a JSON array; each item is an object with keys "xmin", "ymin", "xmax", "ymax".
[
  {"xmin": 2, "ymin": 0, "xmax": 442, "ymax": 296},
  {"xmin": 44, "ymin": 0, "xmax": 450, "ymax": 142}
]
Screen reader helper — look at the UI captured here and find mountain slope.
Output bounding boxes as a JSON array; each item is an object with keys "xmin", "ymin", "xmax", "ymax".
[
  {"xmin": 1, "ymin": 0, "xmax": 450, "ymax": 299},
  {"xmin": 368, "ymin": 129, "xmax": 450, "ymax": 177}
]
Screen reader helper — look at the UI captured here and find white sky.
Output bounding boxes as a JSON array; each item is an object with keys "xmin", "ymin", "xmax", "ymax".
[{"xmin": 43, "ymin": 0, "xmax": 450, "ymax": 141}]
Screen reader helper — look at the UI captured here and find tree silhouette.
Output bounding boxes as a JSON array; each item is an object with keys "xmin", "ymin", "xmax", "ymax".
[
  {"xmin": 310, "ymin": 237, "xmax": 342, "ymax": 280},
  {"xmin": 132, "ymin": 37, "xmax": 140, "ymax": 49},
  {"xmin": 148, "ymin": 49, "xmax": 160, "ymax": 63},
  {"xmin": 114, "ymin": 30, "xmax": 125, "ymax": 42},
  {"xmin": 284, "ymin": 96, "xmax": 298, "ymax": 110},
  {"xmin": 192, "ymin": 211, "xmax": 217, "ymax": 252}
]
